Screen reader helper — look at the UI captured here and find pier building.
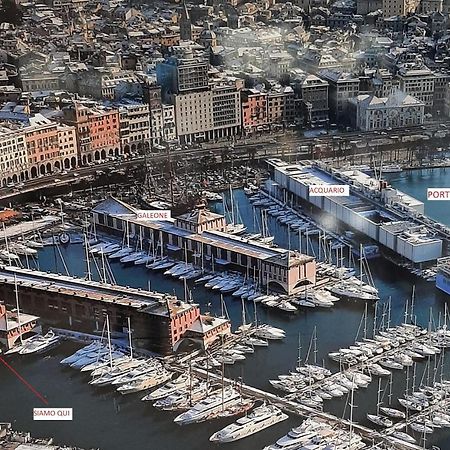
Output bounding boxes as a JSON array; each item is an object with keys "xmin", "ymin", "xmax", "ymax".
[
  {"xmin": 92, "ymin": 197, "xmax": 316, "ymax": 295},
  {"xmin": 0, "ymin": 303, "xmax": 41, "ymax": 350},
  {"xmin": 436, "ymin": 256, "xmax": 450, "ymax": 295},
  {"xmin": 0, "ymin": 266, "xmax": 230, "ymax": 354},
  {"xmin": 268, "ymin": 159, "xmax": 443, "ymax": 264}
]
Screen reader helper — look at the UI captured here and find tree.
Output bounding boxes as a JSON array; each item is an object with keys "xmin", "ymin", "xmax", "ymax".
[{"xmin": 0, "ymin": 0, "xmax": 23, "ymax": 25}]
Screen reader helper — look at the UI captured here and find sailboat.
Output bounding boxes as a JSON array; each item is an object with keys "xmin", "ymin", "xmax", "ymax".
[
  {"xmin": 367, "ymin": 378, "xmax": 393, "ymax": 427},
  {"xmin": 224, "ymin": 187, "xmax": 247, "ymax": 235}
]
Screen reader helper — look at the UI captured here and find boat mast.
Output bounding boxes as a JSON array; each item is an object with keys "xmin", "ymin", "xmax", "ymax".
[
  {"xmin": 106, "ymin": 315, "xmax": 113, "ymax": 370},
  {"xmin": 84, "ymin": 233, "xmax": 92, "ymax": 281},
  {"xmin": 14, "ymin": 273, "xmax": 23, "ymax": 345},
  {"xmin": 410, "ymin": 284, "xmax": 415, "ymax": 323},
  {"xmin": 127, "ymin": 316, "xmax": 133, "ymax": 359},
  {"xmin": 376, "ymin": 377, "xmax": 381, "ymax": 415},
  {"xmin": 297, "ymin": 333, "xmax": 301, "ymax": 368},
  {"xmin": 349, "ymin": 373, "xmax": 355, "ymax": 445},
  {"xmin": 3, "ymin": 223, "xmax": 11, "ymax": 266},
  {"xmin": 359, "ymin": 243, "xmax": 363, "ymax": 294},
  {"xmin": 363, "ymin": 302, "xmax": 368, "ymax": 340},
  {"xmin": 372, "ymin": 300, "xmax": 377, "ymax": 338}
]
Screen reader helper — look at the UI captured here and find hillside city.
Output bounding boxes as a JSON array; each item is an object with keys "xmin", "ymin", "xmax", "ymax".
[{"xmin": 0, "ymin": 0, "xmax": 449, "ymax": 188}]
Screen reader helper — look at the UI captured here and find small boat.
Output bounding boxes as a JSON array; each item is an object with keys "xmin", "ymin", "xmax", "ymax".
[
  {"xmin": 379, "ymin": 406, "xmax": 405, "ymax": 419},
  {"xmin": 367, "ymin": 414, "xmax": 393, "ymax": 427},
  {"xmin": 19, "ymin": 331, "xmax": 60, "ymax": 355},
  {"xmin": 409, "ymin": 422, "xmax": 433, "ymax": 434},
  {"xmin": 390, "ymin": 431, "xmax": 416, "ymax": 444}
]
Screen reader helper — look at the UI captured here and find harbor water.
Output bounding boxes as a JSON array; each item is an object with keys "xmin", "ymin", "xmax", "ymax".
[{"xmin": 1, "ymin": 167, "xmax": 450, "ymax": 450}]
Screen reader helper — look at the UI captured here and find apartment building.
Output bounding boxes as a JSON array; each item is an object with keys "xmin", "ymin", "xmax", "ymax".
[
  {"xmin": 0, "ymin": 126, "xmax": 28, "ymax": 187},
  {"xmin": 382, "ymin": 0, "xmax": 420, "ymax": 16},
  {"xmin": 211, "ymin": 85, "xmax": 241, "ymax": 138},
  {"xmin": 241, "ymin": 89, "xmax": 268, "ymax": 131},
  {"xmin": 25, "ymin": 115, "xmax": 60, "ymax": 177},
  {"xmin": 294, "ymin": 73, "xmax": 329, "ymax": 124},
  {"xmin": 318, "ymin": 69, "xmax": 360, "ymax": 123},
  {"xmin": 397, "ymin": 67, "xmax": 436, "ymax": 109},
  {"xmin": 156, "ymin": 53, "xmax": 209, "ymax": 94},
  {"xmin": 267, "ymin": 88, "xmax": 296, "ymax": 125},
  {"xmin": 119, "ymin": 103, "xmax": 150, "ymax": 154},
  {"xmin": 62, "ymin": 103, "xmax": 121, "ymax": 165},
  {"xmin": 174, "ymin": 90, "xmax": 213, "ymax": 142}
]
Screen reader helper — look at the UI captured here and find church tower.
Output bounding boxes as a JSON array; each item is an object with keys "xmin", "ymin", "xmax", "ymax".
[{"xmin": 180, "ymin": 0, "xmax": 193, "ymax": 41}]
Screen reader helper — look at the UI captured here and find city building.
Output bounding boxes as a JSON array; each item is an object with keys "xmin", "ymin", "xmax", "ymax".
[
  {"xmin": 396, "ymin": 67, "xmax": 436, "ymax": 109},
  {"xmin": 241, "ymin": 89, "xmax": 268, "ymax": 131},
  {"xmin": 349, "ymin": 91, "xmax": 425, "ymax": 131},
  {"xmin": 0, "ymin": 303, "xmax": 41, "ymax": 351},
  {"xmin": 92, "ymin": 197, "xmax": 317, "ymax": 295},
  {"xmin": 62, "ymin": 102, "xmax": 121, "ymax": 165},
  {"xmin": 0, "ymin": 126, "xmax": 28, "ymax": 187},
  {"xmin": 318, "ymin": 69, "xmax": 360, "ymax": 123},
  {"xmin": 268, "ymin": 160, "xmax": 442, "ymax": 264},
  {"xmin": 118, "ymin": 102, "xmax": 150, "ymax": 155},
  {"xmin": 157, "ymin": 52, "xmax": 209, "ymax": 95},
  {"xmin": 382, "ymin": 0, "xmax": 420, "ymax": 16},
  {"xmin": 291, "ymin": 71, "xmax": 329, "ymax": 125}
]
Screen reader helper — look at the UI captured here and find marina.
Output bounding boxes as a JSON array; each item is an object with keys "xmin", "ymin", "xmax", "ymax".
[{"xmin": 1, "ymin": 167, "xmax": 450, "ymax": 450}]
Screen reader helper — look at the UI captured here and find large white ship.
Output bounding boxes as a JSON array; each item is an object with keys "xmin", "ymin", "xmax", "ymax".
[
  {"xmin": 209, "ymin": 403, "xmax": 288, "ymax": 443},
  {"xmin": 173, "ymin": 386, "xmax": 241, "ymax": 425}
]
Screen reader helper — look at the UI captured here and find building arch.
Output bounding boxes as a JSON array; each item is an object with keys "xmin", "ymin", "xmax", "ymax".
[
  {"xmin": 54, "ymin": 160, "xmax": 61, "ymax": 171},
  {"xmin": 124, "ymin": 145, "xmax": 130, "ymax": 154},
  {"xmin": 94, "ymin": 151, "xmax": 100, "ymax": 161},
  {"xmin": 40, "ymin": 165, "xmax": 46, "ymax": 175},
  {"xmin": 24, "ymin": 170, "xmax": 29, "ymax": 180},
  {"xmin": 46, "ymin": 162, "xmax": 52, "ymax": 174},
  {"xmin": 87, "ymin": 154, "xmax": 92, "ymax": 163},
  {"xmin": 71, "ymin": 156, "xmax": 77, "ymax": 168},
  {"xmin": 82, "ymin": 155, "xmax": 87, "ymax": 165},
  {"xmin": 31, "ymin": 166, "xmax": 38, "ymax": 178},
  {"xmin": 12, "ymin": 174, "xmax": 18, "ymax": 183},
  {"xmin": 267, "ymin": 279, "xmax": 287, "ymax": 294},
  {"xmin": 131, "ymin": 143, "xmax": 137, "ymax": 152},
  {"xmin": 114, "ymin": 147, "xmax": 120, "ymax": 156},
  {"xmin": 64, "ymin": 158, "xmax": 70, "ymax": 169},
  {"xmin": 101, "ymin": 149, "xmax": 106, "ymax": 160}
]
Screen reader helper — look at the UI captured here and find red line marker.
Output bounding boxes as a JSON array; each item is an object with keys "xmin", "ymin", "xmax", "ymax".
[{"xmin": 0, "ymin": 355, "xmax": 48, "ymax": 405}]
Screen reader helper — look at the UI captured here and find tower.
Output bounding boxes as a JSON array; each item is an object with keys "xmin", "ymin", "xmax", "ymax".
[{"xmin": 179, "ymin": 0, "xmax": 192, "ymax": 41}]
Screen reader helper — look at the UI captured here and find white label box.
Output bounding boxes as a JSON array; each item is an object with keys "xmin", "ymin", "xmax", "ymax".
[
  {"xmin": 427, "ymin": 188, "xmax": 450, "ymax": 200},
  {"xmin": 33, "ymin": 408, "xmax": 73, "ymax": 421},
  {"xmin": 309, "ymin": 185, "xmax": 349, "ymax": 197},
  {"xmin": 136, "ymin": 210, "xmax": 171, "ymax": 220}
]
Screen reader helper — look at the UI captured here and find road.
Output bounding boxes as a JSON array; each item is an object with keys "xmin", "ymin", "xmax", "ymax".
[{"xmin": 1, "ymin": 120, "xmax": 449, "ymax": 202}]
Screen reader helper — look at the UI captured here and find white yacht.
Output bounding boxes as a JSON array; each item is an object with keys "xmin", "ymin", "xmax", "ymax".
[
  {"xmin": 19, "ymin": 331, "xmax": 60, "ymax": 355},
  {"xmin": 60, "ymin": 342, "xmax": 104, "ymax": 365},
  {"xmin": 117, "ymin": 371, "xmax": 172, "ymax": 394},
  {"xmin": 142, "ymin": 373, "xmax": 192, "ymax": 401},
  {"xmin": 209, "ymin": 403, "xmax": 288, "ymax": 443},
  {"xmin": 173, "ymin": 387, "xmax": 241, "ymax": 425}
]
